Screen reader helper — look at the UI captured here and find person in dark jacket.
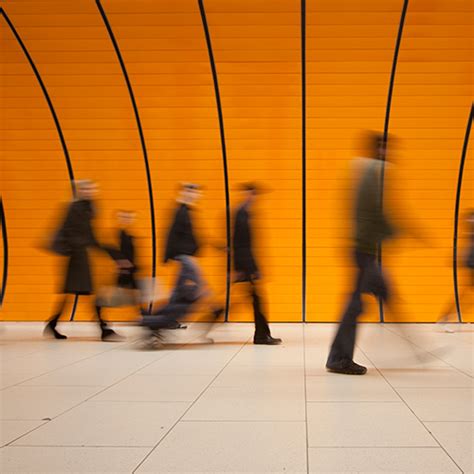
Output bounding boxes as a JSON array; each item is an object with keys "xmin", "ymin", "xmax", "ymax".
[
  {"xmin": 326, "ymin": 133, "xmax": 394, "ymax": 375},
  {"xmin": 164, "ymin": 183, "xmax": 200, "ymax": 264},
  {"xmin": 150, "ymin": 182, "xmax": 225, "ymax": 335},
  {"xmin": 157, "ymin": 183, "xmax": 206, "ymax": 329},
  {"xmin": 95, "ymin": 210, "xmax": 142, "ymax": 317},
  {"xmin": 233, "ymin": 183, "xmax": 282, "ymax": 345},
  {"xmin": 45, "ymin": 180, "xmax": 127, "ymax": 341}
]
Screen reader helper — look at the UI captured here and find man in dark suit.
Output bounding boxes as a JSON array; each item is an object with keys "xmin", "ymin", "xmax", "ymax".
[
  {"xmin": 45, "ymin": 180, "xmax": 127, "ymax": 341},
  {"xmin": 233, "ymin": 183, "xmax": 281, "ymax": 345},
  {"xmin": 326, "ymin": 133, "xmax": 394, "ymax": 375}
]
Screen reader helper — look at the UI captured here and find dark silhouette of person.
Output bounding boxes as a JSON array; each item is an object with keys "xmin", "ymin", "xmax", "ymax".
[
  {"xmin": 233, "ymin": 183, "xmax": 282, "ymax": 345},
  {"xmin": 326, "ymin": 133, "xmax": 395, "ymax": 374},
  {"xmin": 45, "ymin": 180, "xmax": 127, "ymax": 341}
]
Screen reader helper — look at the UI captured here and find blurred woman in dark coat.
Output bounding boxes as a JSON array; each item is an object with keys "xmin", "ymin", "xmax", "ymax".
[
  {"xmin": 233, "ymin": 183, "xmax": 281, "ymax": 345},
  {"xmin": 45, "ymin": 180, "xmax": 126, "ymax": 341}
]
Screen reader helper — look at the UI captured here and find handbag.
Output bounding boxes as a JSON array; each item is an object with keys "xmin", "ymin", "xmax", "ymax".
[{"xmin": 49, "ymin": 226, "xmax": 72, "ymax": 256}]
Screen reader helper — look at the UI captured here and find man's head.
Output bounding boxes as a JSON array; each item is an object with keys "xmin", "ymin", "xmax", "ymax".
[
  {"xmin": 371, "ymin": 132, "xmax": 387, "ymax": 161},
  {"xmin": 179, "ymin": 183, "xmax": 202, "ymax": 205},
  {"xmin": 74, "ymin": 180, "xmax": 97, "ymax": 200},
  {"xmin": 116, "ymin": 210, "xmax": 136, "ymax": 228},
  {"xmin": 360, "ymin": 131, "xmax": 388, "ymax": 161},
  {"xmin": 240, "ymin": 182, "xmax": 260, "ymax": 206}
]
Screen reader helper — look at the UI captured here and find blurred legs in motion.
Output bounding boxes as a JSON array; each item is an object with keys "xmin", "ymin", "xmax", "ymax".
[
  {"xmin": 437, "ymin": 210, "xmax": 474, "ymax": 332},
  {"xmin": 141, "ymin": 255, "xmax": 221, "ymax": 348},
  {"xmin": 327, "ymin": 251, "xmax": 388, "ymax": 375},
  {"xmin": 45, "ymin": 294, "xmax": 121, "ymax": 341},
  {"xmin": 437, "ymin": 273, "xmax": 473, "ymax": 332}
]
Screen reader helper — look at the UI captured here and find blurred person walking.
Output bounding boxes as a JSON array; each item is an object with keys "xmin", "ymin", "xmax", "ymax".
[
  {"xmin": 45, "ymin": 180, "xmax": 128, "ymax": 341},
  {"xmin": 326, "ymin": 133, "xmax": 395, "ymax": 375},
  {"xmin": 96, "ymin": 210, "xmax": 143, "ymax": 318},
  {"xmin": 141, "ymin": 183, "xmax": 220, "ymax": 343},
  {"xmin": 232, "ymin": 183, "xmax": 281, "ymax": 345}
]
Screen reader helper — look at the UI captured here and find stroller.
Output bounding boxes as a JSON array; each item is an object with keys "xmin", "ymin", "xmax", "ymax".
[{"xmin": 140, "ymin": 255, "xmax": 203, "ymax": 349}]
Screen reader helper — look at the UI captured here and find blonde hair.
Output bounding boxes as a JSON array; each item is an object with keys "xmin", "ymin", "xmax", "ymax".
[{"xmin": 73, "ymin": 179, "xmax": 96, "ymax": 199}]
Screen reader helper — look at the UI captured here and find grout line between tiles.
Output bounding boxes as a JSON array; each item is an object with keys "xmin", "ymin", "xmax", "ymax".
[
  {"xmin": 383, "ymin": 324, "xmax": 474, "ymax": 379},
  {"xmin": 131, "ymin": 334, "xmax": 252, "ymax": 473},
  {"xmin": 303, "ymin": 324, "xmax": 310, "ymax": 474},
  {"xmin": 357, "ymin": 335, "xmax": 465, "ymax": 474},
  {"xmin": 3, "ymin": 334, "xmax": 197, "ymax": 447}
]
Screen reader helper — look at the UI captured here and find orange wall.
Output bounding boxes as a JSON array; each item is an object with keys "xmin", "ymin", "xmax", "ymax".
[{"xmin": 1, "ymin": 0, "xmax": 472, "ymax": 322}]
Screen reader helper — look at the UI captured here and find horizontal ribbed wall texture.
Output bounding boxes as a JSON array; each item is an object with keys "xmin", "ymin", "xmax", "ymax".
[{"xmin": 1, "ymin": 0, "xmax": 472, "ymax": 322}]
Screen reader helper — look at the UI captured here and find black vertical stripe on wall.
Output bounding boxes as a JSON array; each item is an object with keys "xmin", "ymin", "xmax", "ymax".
[
  {"xmin": 301, "ymin": 0, "xmax": 307, "ymax": 322},
  {"xmin": 0, "ymin": 199, "xmax": 8, "ymax": 307},
  {"xmin": 198, "ymin": 0, "xmax": 232, "ymax": 322},
  {"xmin": 96, "ymin": 0, "xmax": 157, "ymax": 307},
  {"xmin": 453, "ymin": 104, "xmax": 473, "ymax": 323},
  {"xmin": 378, "ymin": 0, "xmax": 409, "ymax": 322},
  {"xmin": 0, "ymin": 8, "xmax": 79, "ymax": 319}
]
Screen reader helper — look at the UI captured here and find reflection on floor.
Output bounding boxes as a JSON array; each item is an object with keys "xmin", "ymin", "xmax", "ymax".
[{"xmin": 0, "ymin": 322, "xmax": 472, "ymax": 473}]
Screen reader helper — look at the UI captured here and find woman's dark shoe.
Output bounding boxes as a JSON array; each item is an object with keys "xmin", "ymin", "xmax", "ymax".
[{"xmin": 44, "ymin": 323, "xmax": 67, "ymax": 340}]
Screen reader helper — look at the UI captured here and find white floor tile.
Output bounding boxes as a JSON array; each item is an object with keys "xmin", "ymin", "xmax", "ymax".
[
  {"xmin": 426, "ymin": 422, "xmax": 474, "ymax": 473},
  {"xmin": 0, "ymin": 322, "xmax": 472, "ymax": 473},
  {"xmin": 308, "ymin": 447, "xmax": 461, "ymax": 472},
  {"xmin": 307, "ymin": 402, "xmax": 436, "ymax": 447},
  {"xmin": 213, "ymin": 365, "xmax": 304, "ymax": 388},
  {"xmin": 359, "ymin": 349, "xmax": 449, "ymax": 370},
  {"xmin": 136, "ymin": 421, "xmax": 307, "ymax": 473},
  {"xmin": 0, "ymin": 385, "xmax": 101, "ymax": 420},
  {"xmin": 398, "ymin": 388, "xmax": 474, "ymax": 421},
  {"xmin": 137, "ymin": 349, "xmax": 237, "ymax": 376},
  {"xmin": 14, "ymin": 401, "xmax": 189, "ymax": 447},
  {"xmin": 0, "ymin": 420, "xmax": 46, "ymax": 447},
  {"xmin": 19, "ymin": 362, "xmax": 136, "ymax": 387},
  {"xmin": 0, "ymin": 371, "xmax": 45, "ymax": 390},
  {"xmin": 380, "ymin": 367, "xmax": 473, "ymax": 388},
  {"xmin": 92, "ymin": 374, "xmax": 214, "ymax": 402},
  {"xmin": 0, "ymin": 446, "xmax": 149, "ymax": 472},
  {"xmin": 306, "ymin": 373, "xmax": 399, "ymax": 402},
  {"xmin": 184, "ymin": 385, "xmax": 305, "ymax": 421},
  {"xmin": 230, "ymin": 345, "xmax": 305, "ymax": 367}
]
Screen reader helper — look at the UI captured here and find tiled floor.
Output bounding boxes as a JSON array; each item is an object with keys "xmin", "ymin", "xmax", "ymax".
[{"xmin": 0, "ymin": 322, "xmax": 472, "ymax": 473}]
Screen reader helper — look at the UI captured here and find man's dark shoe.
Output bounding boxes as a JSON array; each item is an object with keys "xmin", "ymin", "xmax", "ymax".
[
  {"xmin": 44, "ymin": 323, "xmax": 67, "ymax": 340},
  {"xmin": 212, "ymin": 308, "xmax": 225, "ymax": 320},
  {"xmin": 101, "ymin": 328, "xmax": 125, "ymax": 342},
  {"xmin": 326, "ymin": 360, "xmax": 367, "ymax": 375},
  {"xmin": 167, "ymin": 320, "xmax": 187, "ymax": 329},
  {"xmin": 253, "ymin": 335, "xmax": 282, "ymax": 345}
]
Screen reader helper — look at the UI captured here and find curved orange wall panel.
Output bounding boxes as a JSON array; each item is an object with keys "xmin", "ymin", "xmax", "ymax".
[
  {"xmin": 102, "ymin": 0, "xmax": 227, "ymax": 321},
  {"xmin": 1, "ymin": 14, "xmax": 72, "ymax": 321},
  {"xmin": 384, "ymin": 0, "xmax": 473, "ymax": 322},
  {"xmin": 206, "ymin": 0, "xmax": 303, "ymax": 322},
  {"xmin": 306, "ymin": 0, "xmax": 401, "ymax": 322},
  {"xmin": 1, "ymin": 0, "xmax": 472, "ymax": 322}
]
